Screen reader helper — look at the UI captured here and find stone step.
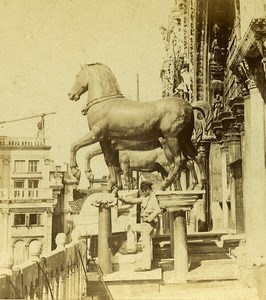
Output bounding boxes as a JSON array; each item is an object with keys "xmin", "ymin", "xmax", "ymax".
[
  {"xmin": 103, "ymin": 276, "xmax": 258, "ymax": 300},
  {"xmin": 128, "ymin": 280, "xmax": 259, "ymax": 300}
]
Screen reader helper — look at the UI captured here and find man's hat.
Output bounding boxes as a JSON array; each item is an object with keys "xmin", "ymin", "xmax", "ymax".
[{"xmin": 140, "ymin": 181, "xmax": 153, "ymax": 190}]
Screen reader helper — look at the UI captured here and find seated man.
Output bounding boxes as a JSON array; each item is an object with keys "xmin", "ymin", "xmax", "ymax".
[{"xmin": 119, "ymin": 181, "xmax": 162, "ymax": 272}]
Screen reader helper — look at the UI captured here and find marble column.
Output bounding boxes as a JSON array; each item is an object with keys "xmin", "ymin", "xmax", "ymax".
[
  {"xmin": 197, "ymin": 144, "xmax": 209, "ymax": 231},
  {"xmin": 228, "ymin": 132, "xmax": 242, "ymax": 232},
  {"xmin": 98, "ymin": 206, "xmax": 112, "ymax": 274},
  {"xmin": 173, "ymin": 210, "xmax": 188, "ymax": 282},
  {"xmin": 220, "ymin": 141, "xmax": 229, "ymax": 230},
  {"xmin": 244, "ymin": 80, "xmax": 266, "ymax": 265}
]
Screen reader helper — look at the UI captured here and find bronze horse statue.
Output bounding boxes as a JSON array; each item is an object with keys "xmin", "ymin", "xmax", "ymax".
[
  {"xmin": 68, "ymin": 63, "xmax": 206, "ymax": 193},
  {"xmin": 84, "ymin": 144, "xmax": 177, "ymax": 190},
  {"xmin": 84, "ymin": 101, "xmax": 213, "ymax": 190},
  {"xmin": 84, "ymin": 142, "xmax": 201, "ymax": 191}
]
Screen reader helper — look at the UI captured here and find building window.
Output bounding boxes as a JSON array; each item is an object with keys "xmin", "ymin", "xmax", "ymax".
[
  {"xmin": 29, "ymin": 214, "xmax": 37, "ymax": 225},
  {"xmin": 28, "ymin": 213, "xmax": 41, "ymax": 226},
  {"xmin": 14, "ymin": 180, "xmax": 25, "ymax": 198},
  {"xmin": 14, "ymin": 214, "xmax": 26, "ymax": 226},
  {"xmin": 28, "ymin": 160, "xmax": 39, "ymax": 173},
  {"xmin": 14, "ymin": 213, "xmax": 42, "ymax": 226},
  {"xmin": 14, "ymin": 180, "xmax": 24, "ymax": 188},
  {"xmin": 14, "ymin": 160, "xmax": 26, "ymax": 172},
  {"xmin": 28, "ymin": 180, "xmax": 39, "ymax": 188},
  {"xmin": 28, "ymin": 180, "xmax": 39, "ymax": 198}
]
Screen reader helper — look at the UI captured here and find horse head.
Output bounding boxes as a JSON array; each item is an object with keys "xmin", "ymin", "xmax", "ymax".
[{"xmin": 68, "ymin": 64, "xmax": 89, "ymax": 101}]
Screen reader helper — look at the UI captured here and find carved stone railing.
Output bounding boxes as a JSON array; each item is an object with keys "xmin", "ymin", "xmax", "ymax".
[
  {"xmin": 0, "ymin": 232, "xmax": 87, "ymax": 300},
  {"xmin": 0, "ymin": 136, "xmax": 49, "ymax": 148},
  {"xmin": 0, "ymin": 188, "xmax": 54, "ymax": 200}
]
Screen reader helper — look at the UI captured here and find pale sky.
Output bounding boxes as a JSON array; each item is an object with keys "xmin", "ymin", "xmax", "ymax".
[{"xmin": 0, "ymin": 0, "xmax": 173, "ymax": 183}]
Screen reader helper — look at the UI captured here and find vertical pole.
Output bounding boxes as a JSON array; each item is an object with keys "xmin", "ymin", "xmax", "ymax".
[
  {"xmin": 136, "ymin": 74, "xmax": 140, "ymax": 189},
  {"xmin": 173, "ymin": 210, "xmax": 188, "ymax": 282},
  {"xmin": 98, "ymin": 206, "xmax": 112, "ymax": 274}
]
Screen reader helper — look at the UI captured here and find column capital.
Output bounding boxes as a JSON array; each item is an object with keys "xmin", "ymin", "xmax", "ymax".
[
  {"xmin": 91, "ymin": 193, "xmax": 118, "ymax": 208},
  {"xmin": 197, "ymin": 144, "xmax": 208, "ymax": 157},
  {"xmin": 227, "ymin": 131, "xmax": 241, "ymax": 142},
  {"xmin": 245, "ymin": 79, "xmax": 257, "ymax": 91},
  {"xmin": 220, "ymin": 139, "xmax": 229, "ymax": 151}
]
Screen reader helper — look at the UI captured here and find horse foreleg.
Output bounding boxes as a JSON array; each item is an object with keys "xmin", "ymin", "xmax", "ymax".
[
  {"xmin": 115, "ymin": 166, "xmax": 123, "ymax": 191},
  {"xmin": 70, "ymin": 132, "xmax": 99, "ymax": 181}
]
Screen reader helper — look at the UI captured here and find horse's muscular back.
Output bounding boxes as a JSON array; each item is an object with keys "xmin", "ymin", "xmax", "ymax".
[{"xmin": 88, "ymin": 96, "xmax": 194, "ymax": 140}]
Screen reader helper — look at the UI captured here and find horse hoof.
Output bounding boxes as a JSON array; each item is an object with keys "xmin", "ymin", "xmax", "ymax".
[
  {"xmin": 175, "ymin": 184, "xmax": 182, "ymax": 191},
  {"xmin": 71, "ymin": 167, "xmax": 81, "ymax": 181},
  {"xmin": 195, "ymin": 183, "xmax": 205, "ymax": 190},
  {"xmin": 85, "ymin": 171, "xmax": 94, "ymax": 181},
  {"xmin": 160, "ymin": 184, "xmax": 167, "ymax": 191},
  {"xmin": 188, "ymin": 184, "xmax": 197, "ymax": 190}
]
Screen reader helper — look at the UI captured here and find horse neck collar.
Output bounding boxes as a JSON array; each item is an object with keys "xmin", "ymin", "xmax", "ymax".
[{"xmin": 81, "ymin": 93, "xmax": 125, "ymax": 115}]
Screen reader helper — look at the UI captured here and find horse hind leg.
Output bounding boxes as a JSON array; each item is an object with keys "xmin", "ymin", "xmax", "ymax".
[
  {"xmin": 154, "ymin": 163, "xmax": 168, "ymax": 180},
  {"xmin": 186, "ymin": 160, "xmax": 198, "ymax": 190},
  {"xmin": 115, "ymin": 166, "xmax": 123, "ymax": 191},
  {"xmin": 173, "ymin": 170, "xmax": 183, "ymax": 191},
  {"xmin": 100, "ymin": 141, "xmax": 120, "ymax": 195},
  {"xmin": 161, "ymin": 137, "xmax": 183, "ymax": 191},
  {"xmin": 182, "ymin": 139, "xmax": 206, "ymax": 190}
]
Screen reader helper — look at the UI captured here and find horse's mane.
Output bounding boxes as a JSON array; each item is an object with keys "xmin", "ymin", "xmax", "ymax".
[{"xmin": 84, "ymin": 63, "xmax": 122, "ymax": 95}]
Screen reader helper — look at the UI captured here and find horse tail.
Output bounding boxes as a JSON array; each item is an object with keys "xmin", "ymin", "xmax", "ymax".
[
  {"xmin": 178, "ymin": 104, "xmax": 198, "ymax": 159},
  {"xmin": 191, "ymin": 101, "xmax": 213, "ymax": 130}
]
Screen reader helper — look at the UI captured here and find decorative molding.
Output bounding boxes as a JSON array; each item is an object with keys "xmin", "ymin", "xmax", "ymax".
[
  {"xmin": 229, "ymin": 19, "xmax": 266, "ymax": 75},
  {"xmin": 3, "ymin": 159, "xmax": 10, "ymax": 165}
]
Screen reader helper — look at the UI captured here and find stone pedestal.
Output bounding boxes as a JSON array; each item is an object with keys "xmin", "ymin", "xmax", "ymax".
[
  {"xmin": 156, "ymin": 191, "xmax": 204, "ymax": 283},
  {"xmin": 91, "ymin": 193, "xmax": 118, "ymax": 274}
]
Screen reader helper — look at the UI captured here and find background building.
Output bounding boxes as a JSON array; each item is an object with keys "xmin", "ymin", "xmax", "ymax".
[{"xmin": 0, "ymin": 125, "xmax": 76, "ymax": 265}]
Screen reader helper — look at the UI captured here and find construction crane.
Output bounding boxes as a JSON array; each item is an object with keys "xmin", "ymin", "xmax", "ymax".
[{"xmin": 0, "ymin": 112, "xmax": 56, "ymax": 138}]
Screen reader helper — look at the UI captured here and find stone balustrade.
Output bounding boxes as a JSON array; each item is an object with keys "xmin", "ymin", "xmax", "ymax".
[
  {"xmin": 0, "ymin": 188, "xmax": 54, "ymax": 200},
  {"xmin": 0, "ymin": 232, "xmax": 87, "ymax": 299},
  {"xmin": 0, "ymin": 136, "xmax": 48, "ymax": 147}
]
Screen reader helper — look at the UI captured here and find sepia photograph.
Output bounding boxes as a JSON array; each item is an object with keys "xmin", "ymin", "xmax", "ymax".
[{"xmin": 0, "ymin": 0, "xmax": 265, "ymax": 299}]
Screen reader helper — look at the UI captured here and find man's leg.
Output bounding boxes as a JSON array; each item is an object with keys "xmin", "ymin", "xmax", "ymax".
[
  {"xmin": 136, "ymin": 223, "xmax": 153, "ymax": 270},
  {"xmin": 127, "ymin": 223, "xmax": 141, "ymax": 252}
]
